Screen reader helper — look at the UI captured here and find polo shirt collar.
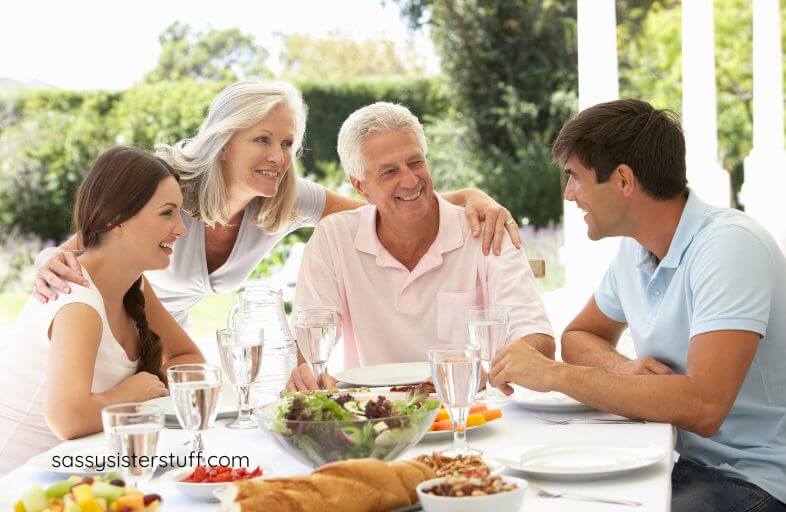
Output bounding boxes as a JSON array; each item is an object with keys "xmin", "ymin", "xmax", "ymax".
[
  {"xmin": 637, "ymin": 189, "xmax": 708, "ymax": 270},
  {"xmin": 353, "ymin": 194, "xmax": 465, "ymax": 267}
]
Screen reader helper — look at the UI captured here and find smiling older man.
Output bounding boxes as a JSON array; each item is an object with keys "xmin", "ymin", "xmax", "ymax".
[{"xmin": 287, "ymin": 102, "xmax": 554, "ymax": 390}]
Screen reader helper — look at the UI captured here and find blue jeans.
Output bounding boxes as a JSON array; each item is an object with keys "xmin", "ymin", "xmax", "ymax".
[{"xmin": 672, "ymin": 458, "xmax": 785, "ymax": 512}]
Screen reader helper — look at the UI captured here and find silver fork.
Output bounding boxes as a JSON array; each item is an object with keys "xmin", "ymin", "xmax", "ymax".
[
  {"xmin": 533, "ymin": 413, "xmax": 644, "ymax": 425},
  {"xmin": 533, "ymin": 485, "xmax": 642, "ymax": 507}
]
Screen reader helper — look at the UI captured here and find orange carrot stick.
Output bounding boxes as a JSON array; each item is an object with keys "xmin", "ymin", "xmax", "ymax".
[
  {"xmin": 466, "ymin": 413, "xmax": 487, "ymax": 428},
  {"xmin": 430, "ymin": 420, "xmax": 453, "ymax": 431},
  {"xmin": 469, "ymin": 404, "xmax": 488, "ymax": 415},
  {"xmin": 482, "ymin": 409, "xmax": 502, "ymax": 422}
]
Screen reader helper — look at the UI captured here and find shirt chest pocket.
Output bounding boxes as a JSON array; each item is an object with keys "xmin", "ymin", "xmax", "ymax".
[{"xmin": 437, "ymin": 291, "xmax": 475, "ymax": 344}]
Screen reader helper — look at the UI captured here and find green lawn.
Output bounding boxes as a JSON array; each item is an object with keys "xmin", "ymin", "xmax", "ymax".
[
  {"xmin": 187, "ymin": 293, "xmax": 237, "ymax": 339},
  {"xmin": 0, "ymin": 291, "xmax": 235, "ymax": 345},
  {"xmin": 0, "ymin": 292, "xmax": 28, "ymax": 325}
]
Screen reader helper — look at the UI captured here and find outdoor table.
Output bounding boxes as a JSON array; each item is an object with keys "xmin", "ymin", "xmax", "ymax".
[{"xmin": 0, "ymin": 399, "xmax": 675, "ymax": 511}]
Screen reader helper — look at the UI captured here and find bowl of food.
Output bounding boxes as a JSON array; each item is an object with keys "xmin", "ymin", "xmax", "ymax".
[
  {"xmin": 255, "ymin": 387, "xmax": 440, "ymax": 468},
  {"xmin": 12, "ymin": 474, "xmax": 161, "ymax": 512},
  {"xmin": 416, "ymin": 474, "xmax": 527, "ymax": 512},
  {"xmin": 162, "ymin": 465, "xmax": 267, "ymax": 502}
]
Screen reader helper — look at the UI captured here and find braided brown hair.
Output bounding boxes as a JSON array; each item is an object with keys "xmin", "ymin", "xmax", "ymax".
[{"xmin": 72, "ymin": 146, "xmax": 178, "ymax": 378}]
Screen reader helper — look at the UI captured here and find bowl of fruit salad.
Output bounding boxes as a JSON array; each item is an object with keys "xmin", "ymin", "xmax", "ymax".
[
  {"xmin": 255, "ymin": 386, "xmax": 440, "ymax": 468},
  {"xmin": 13, "ymin": 474, "xmax": 160, "ymax": 512},
  {"xmin": 162, "ymin": 465, "xmax": 267, "ymax": 502}
]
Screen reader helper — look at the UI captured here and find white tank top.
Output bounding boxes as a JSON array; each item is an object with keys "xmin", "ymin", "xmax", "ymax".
[
  {"xmin": 0, "ymin": 269, "xmax": 139, "ymax": 475},
  {"xmin": 145, "ymin": 178, "xmax": 326, "ymax": 326}
]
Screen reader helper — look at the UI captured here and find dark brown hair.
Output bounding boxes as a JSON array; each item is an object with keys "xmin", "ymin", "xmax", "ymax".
[
  {"xmin": 73, "ymin": 146, "xmax": 178, "ymax": 378},
  {"xmin": 552, "ymin": 99, "xmax": 687, "ymax": 199}
]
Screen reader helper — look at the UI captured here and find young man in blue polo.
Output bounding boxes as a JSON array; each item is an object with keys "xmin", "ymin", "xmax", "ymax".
[{"xmin": 490, "ymin": 99, "xmax": 786, "ymax": 511}]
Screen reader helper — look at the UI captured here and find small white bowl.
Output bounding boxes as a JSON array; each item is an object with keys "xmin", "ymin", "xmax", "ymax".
[
  {"xmin": 162, "ymin": 466, "xmax": 270, "ymax": 502},
  {"xmin": 416, "ymin": 475, "xmax": 527, "ymax": 512}
]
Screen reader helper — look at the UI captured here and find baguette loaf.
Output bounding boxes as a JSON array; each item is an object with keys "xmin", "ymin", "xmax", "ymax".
[{"xmin": 220, "ymin": 458, "xmax": 435, "ymax": 512}]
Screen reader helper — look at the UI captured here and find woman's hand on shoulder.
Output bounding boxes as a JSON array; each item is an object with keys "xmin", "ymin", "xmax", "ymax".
[
  {"xmin": 462, "ymin": 188, "xmax": 522, "ymax": 255},
  {"xmin": 34, "ymin": 248, "xmax": 89, "ymax": 302},
  {"xmin": 115, "ymin": 371, "xmax": 169, "ymax": 402}
]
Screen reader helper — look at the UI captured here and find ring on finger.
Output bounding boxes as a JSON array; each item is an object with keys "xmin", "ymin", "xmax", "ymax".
[{"xmin": 506, "ymin": 219, "xmax": 516, "ymax": 226}]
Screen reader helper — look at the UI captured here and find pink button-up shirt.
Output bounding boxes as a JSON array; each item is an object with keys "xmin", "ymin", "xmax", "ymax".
[{"xmin": 294, "ymin": 195, "xmax": 553, "ymax": 369}]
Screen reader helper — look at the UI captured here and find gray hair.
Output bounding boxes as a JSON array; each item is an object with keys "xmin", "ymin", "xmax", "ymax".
[
  {"xmin": 337, "ymin": 102, "xmax": 428, "ymax": 180},
  {"xmin": 155, "ymin": 80, "xmax": 307, "ymax": 233}
]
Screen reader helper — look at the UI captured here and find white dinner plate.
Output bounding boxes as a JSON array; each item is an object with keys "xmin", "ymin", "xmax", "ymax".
[
  {"xmin": 335, "ymin": 362, "xmax": 431, "ymax": 387},
  {"xmin": 496, "ymin": 443, "xmax": 666, "ymax": 480},
  {"xmin": 27, "ymin": 439, "xmax": 112, "ymax": 474},
  {"xmin": 512, "ymin": 388, "xmax": 594, "ymax": 413}
]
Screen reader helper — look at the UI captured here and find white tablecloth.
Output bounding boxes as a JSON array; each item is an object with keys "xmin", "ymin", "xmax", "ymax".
[{"xmin": 0, "ymin": 400, "xmax": 674, "ymax": 511}]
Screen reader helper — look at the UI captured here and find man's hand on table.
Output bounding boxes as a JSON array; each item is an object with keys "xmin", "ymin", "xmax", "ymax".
[
  {"xmin": 489, "ymin": 338, "xmax": 560, "ymax": 395},
  {"xmin": 286, "ymin": 363, "xmax": 338, "ymax": 391}
]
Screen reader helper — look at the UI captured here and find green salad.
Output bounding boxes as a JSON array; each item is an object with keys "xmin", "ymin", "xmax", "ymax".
[{"xmin": 266, "ymin": 386, "xmax": 440, "ymax": 465}]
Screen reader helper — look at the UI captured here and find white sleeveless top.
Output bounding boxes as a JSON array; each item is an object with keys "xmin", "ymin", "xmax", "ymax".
[
  {"xmin": 0, "ymin": 269, "xmax": 139, "ymax": 475},
  {"xmin": 145, "ymin": 178, "xmax": 326, "ymax": 326}
]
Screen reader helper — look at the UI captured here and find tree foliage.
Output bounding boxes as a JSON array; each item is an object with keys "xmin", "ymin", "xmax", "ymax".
[
  {"xmin": 618, "ymin": 0, "xmax": 786, "ymax": 204},
  {"xmin": 145, "ymin": 22, "xmax": 270, "ymax": 83},
  {"xmin": 393, "ymin": 0, "xmax": 578, "ymax": 227},
  {"xmin": 279, "ymin": 31, "xmax": 424, "ymax": 80}
]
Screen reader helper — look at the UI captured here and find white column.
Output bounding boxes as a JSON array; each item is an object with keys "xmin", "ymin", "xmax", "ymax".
[
  {"xmin": 560, "ymin": 0, "xmax": 621, "ymax": 300},
  {"xmin": 681, "ymin": 0, "xmax": 731, "ymax": 207},
  {"xmin": 741, "ymin": 0, "xmax": 786, "ymax": 252}
]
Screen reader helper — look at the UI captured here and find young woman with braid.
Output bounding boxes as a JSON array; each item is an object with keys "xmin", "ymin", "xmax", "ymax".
[{"xmin": 0, "ymin": 147, "xmax": 204, "ymax": 475}]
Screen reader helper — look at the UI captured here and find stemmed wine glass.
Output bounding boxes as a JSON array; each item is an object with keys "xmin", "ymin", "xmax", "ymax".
[
  {"xmin": 167, "ymin": 364, "xmax": 221, "ymax": 452},
  {"xmin": 292, "ymin": 308, "xmax": 338, "ymax": 387},
  {"xmin": 466, "ymin": 305, "xmax": 510, "ymax": 403},
  {"xmin": 101, "ymin": 403, "xmax": 163, "ymax": 486},
  {"xmin": 216, "ymin": 328, "xmax": 263, "ymax": 429},
  {"xmin": 428, "ymin": 345, "xmax": 482, "ymax": 457}
]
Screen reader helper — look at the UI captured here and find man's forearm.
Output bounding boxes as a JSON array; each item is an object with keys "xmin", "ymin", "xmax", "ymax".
[
  {"xmin": 522, "ymin": 333, "xmax": 556, "ymax": 359},
  {"xmin": 551, "ymin": 363, "xmax": 721, "ymax": 437},
  {"xmin": 561, "ymin": 329, "xmax": 630, "ymax": 370}
]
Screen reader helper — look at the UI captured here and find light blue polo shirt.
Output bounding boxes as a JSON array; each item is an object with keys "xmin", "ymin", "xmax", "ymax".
[{"xmin": 595, "ymin": 189, "xmax": 786, "ymax": 502}]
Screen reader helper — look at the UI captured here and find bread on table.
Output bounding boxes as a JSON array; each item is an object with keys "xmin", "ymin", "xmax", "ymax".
[{"xmin": 220, "ymin": 458, "xmax": 436, "ymax": 512}]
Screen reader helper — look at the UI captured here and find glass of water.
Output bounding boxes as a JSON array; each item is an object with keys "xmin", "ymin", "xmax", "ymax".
[
  {"xmin": 217, "ymin": 328, "xmax": 263, "ymax": 429},
  {"xmin": 292, "ymin": 308, "xmax": 338, "ymax": 387},
  {"xmin": 101, "ymin": 403, "xmax": 163, "ymax": 486},
  {"xmin": 466, "ymin": 305, "xmax": 510, "ymax": 403},
  {"xmin": 428, "ymin": 345, "xmax": 482, "ymax": 457},
  {"xmin": 167, "ymin": 364, "xmax": 221, "ymax": 452}
]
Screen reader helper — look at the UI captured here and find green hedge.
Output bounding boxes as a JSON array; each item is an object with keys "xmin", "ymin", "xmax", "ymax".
[{"xmin": 297, "ymin": 77, "xmax": 450, "ymax": 180}]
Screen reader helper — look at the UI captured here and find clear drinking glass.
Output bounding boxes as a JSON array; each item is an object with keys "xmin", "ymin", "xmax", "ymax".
[
  {"xmin": 292, "ymin": 308, "xmax": 338, "ymax": 387},
  {"xmin": 466, "ymin": 305, "xmax": 510, "ymax": 403},
  {"xmin": 217, "ymin": 328, "xmax": 263, "ymax": 429},
  {"xmin": 428, "ymin": 345, "xmax": 482, "ymax": 457},
  {"xmin": 101, "ymin": 403, "xmax": 163, "ymax": 486},
  {"xmin": 167, "ymin": 364, "xmax": 221, "ymax": 452}
]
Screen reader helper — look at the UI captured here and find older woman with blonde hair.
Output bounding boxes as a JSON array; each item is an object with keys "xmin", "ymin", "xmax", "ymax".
[{"xmin": 33, "ymin": 80, "xmax": 521, "ymax": 329}]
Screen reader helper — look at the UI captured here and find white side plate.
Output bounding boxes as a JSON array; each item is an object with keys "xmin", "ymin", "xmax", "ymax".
[
  {"xmin": 497, "ymin": 443, "xmax": 666, "ymax": 480},
  {"xmin": 512, "ymin": 388, "xmax": 593, "ymax": 413},
  {"xmin": 335, "ymin": 362, "xmax": 431, "ymax": 387},
  {"xmin": 27, "ymin": 440, "xmax": 111, "ymax": 474},
  {"xmin": 145, "ymin": 394, "xmax": 238, "ymax": 426}
]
